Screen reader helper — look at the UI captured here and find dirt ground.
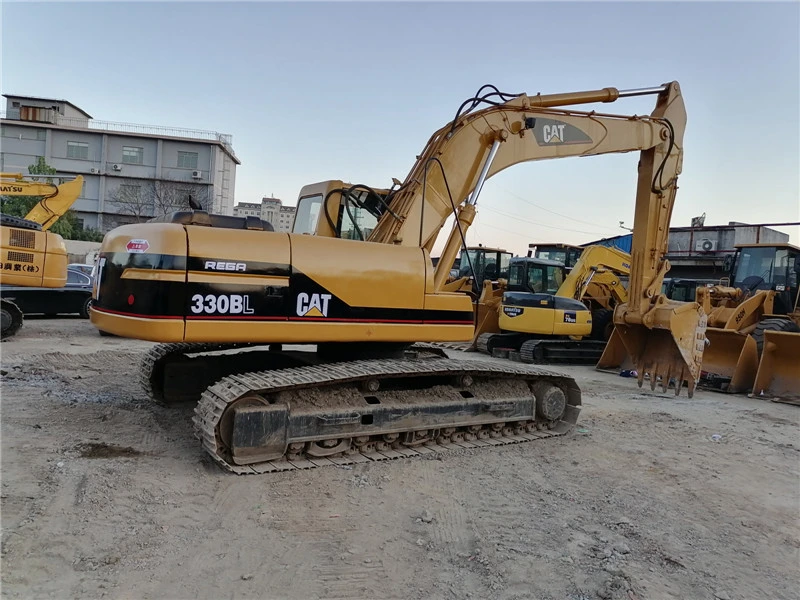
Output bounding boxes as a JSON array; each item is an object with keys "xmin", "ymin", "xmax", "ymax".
[{"xmin": 1, "ymin": 318, "xmax": 798, "ymax": 600}]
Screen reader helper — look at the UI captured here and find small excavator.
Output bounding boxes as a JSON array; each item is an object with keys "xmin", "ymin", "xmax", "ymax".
[
  {"xmin": 90, "ymin": 81, "xmax": 704, "ymax": 474},
  {"xmin": 0, "ymin": 172, "xmax": 85, "ymax": 338},
  {"xmin": 474, "ymin": 244, "xmax": 631, "ymax": 363}
]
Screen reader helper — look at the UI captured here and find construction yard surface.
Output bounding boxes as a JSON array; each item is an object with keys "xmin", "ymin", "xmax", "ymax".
[{"xmin": 1, "ymin": 318, "xmax": 798, "ymax": 600}]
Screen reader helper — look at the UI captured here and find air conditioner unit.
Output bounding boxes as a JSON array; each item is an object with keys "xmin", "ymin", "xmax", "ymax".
[
  {"xmin": 695, "ymin": 238, "xmax": 717, "ymax": 252},
  {"xmin": 191, "ymin": 170, "xmax": 203, "ymax": 179},
  {"xmin": 112, "ymin": 164, "xmax": 122, "ymax": 171}
]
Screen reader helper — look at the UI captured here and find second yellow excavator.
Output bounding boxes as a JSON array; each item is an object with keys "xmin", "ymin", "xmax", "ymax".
[
  {"xmin": 0, "ymin": 172, "xmax": 85, "ymax": 338},
  {"xmin": 90, "ymin": 81, "xmax": 704, "ymax": 474},
  {"xmin": 475, "ymin": 244, "xmax": 631, "ymax": 363}
]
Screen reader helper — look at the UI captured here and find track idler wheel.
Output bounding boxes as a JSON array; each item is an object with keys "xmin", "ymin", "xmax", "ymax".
[
  {"xmin": 532, "ymin": 381, "xmax": 567, "ymax": 422},
  {"xmin": 1, "ymin": 300, "xmax": 23, "ymax": 340}
]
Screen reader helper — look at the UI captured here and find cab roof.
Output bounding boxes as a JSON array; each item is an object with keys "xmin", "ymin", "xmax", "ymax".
[
  {"xmin": 510, "ymin": 256, "xmax": 564, "ymax": 268},
  {"xmin": 735, "ymin": 242, "xmax": 800, "ymax": 252}
]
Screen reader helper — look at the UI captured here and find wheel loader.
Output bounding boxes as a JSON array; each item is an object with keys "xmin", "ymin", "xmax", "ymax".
[
  {"xmin": 90, "ymin": 81, "xmax": 705, "ymax": 474},
  {"xmin": 696, "ymin": 243, "xmax": 800, "ymax": 401},
  {"xmin": 598, "ymin": 242, "xmax": 800, "ymax": 401},
  {"xmin": 0, "ymin": 173, "xmax": 85, "ymax": 338}
]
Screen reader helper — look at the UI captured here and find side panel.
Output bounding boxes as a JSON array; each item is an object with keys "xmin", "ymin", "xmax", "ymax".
[
  {"xmin": 499, "ymin": 305, "xmax": 592, "ymax": 336},
  {"xmin": 0, "ymin": 228, "xmax": 67, "ymax": 288}
]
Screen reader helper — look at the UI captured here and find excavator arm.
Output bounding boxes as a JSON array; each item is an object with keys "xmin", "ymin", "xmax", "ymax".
[
  {"xmin": 557, "ymin": 245, "xmax": 631, "ymax": 307},
  {"xmin": 0, "ymin": 172, "xmax": 84, "ymax": 231},
  {"xmin": 360, "ymin": 82, "xmax": 703, "ymax": 394}
]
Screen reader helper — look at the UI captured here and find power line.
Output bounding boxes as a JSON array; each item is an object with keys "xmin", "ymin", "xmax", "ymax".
[
  {"xmin": 479, "ymin": 205, "xmax": 617, "ymax": 237},
  {"xmin": 500, "ymin": 187, "xmax": 622, "ymax": 231}
]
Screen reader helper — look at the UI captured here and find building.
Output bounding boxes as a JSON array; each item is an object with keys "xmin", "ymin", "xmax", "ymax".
[
  {"xmin": 584, "ymin": 221, "xmax": 791, "ymax": 279},
  {"xmin": 232, "ymin": 196, "xmax": 297, "ymax": 232},
  {"xmin": 0, "ymin": 94, "xmax": 240, "ymax": 231}
]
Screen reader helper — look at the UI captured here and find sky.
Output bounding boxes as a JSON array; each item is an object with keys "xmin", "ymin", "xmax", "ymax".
[{"xmin": 2, "ymin": 0, "xmax": 798, "ymax": 256}]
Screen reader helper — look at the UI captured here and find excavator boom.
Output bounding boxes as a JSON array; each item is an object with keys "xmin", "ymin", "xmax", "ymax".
[{"xmin": 1, "ymin": 172, "xmax": 84, "ymax": 231}]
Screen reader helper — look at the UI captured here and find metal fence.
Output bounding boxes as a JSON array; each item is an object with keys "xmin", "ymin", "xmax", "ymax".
[{"xmin": 1, "ymin": 110, "xmax": 235, "ymax": 155}]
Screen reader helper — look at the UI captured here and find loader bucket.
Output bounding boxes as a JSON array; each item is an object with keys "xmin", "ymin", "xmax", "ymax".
[
  {"xmin": 700, "ymin": 328, "xmax": 759, "ymax": 394},
  {"xmin": 595, "ymin": 327, "xmax": 634, "ymax": 371},
  {"xmin": 614, "ymin": 300, "xmax": 707, "ymax": 397},
  {"xmin": 468, "ymin": 283, "xmax": 503, "ymax": 349},
  {"xmin": 752, "ymin": 330, "xmax": 800, "ymax": 402},
  {"xmin": 469, "ymin": 297, "xmax": 501, "ymax": 349}
]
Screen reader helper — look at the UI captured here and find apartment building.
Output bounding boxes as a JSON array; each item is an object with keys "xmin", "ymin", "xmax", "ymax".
[
  {"xmin": 0, "ymin": 94, "xmax": 240, "ymax": 231},
  {"xmin": 232, "ymin": 196, "xmax": 297, "ymax": 232}
]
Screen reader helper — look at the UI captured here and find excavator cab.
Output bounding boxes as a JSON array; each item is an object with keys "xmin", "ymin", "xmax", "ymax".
[
  {"xmin": 292, "ymin": 181, "xmax": 390, "ymax": 241},
  {"xmin": 506, "ymin": 257, "xmax": 565, "ymax": 295},
  {"xmin": 527, "ymin": 243, "xmax": 584, "ymax": 273},
  {"xmin": 455, "ymin": 246, "xmax": 512, "ymax": 294}
]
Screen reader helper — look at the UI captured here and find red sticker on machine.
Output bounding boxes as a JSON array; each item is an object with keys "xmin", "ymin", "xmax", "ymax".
[{"xmin": 126, "ymin": 239, "xmax": 150, "ymax": 253}]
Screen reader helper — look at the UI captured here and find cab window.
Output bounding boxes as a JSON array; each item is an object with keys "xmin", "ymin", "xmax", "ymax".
[{"xmin": 293, "ymin": 194, "xmax": 322, "ymax": 235}]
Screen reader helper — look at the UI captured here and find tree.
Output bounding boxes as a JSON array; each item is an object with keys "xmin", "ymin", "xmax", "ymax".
[{"xmin": 109, "ymin": 178, "xmax": 211, "ymax": 223}]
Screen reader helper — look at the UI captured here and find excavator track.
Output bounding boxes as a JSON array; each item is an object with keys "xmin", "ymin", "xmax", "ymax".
[
  {"xmin": 192, "ymin": 356, "xmax": 581, "ymax": 475},
  {"xmin": 519, "ymin": 339, "xmax": 607, "ymax": 365},
  {"xmin": 1, "ymin": 299, "xmax": 23, "ymax": 340},
  {"xmin": 139, "ymin": 342, "xmax": 265, "ymax": 404},
  {"xmin": 476, "ymin": 332, "xmax": 606, "ymax": 365}
]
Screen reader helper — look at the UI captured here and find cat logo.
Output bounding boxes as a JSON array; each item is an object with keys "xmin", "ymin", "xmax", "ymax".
[
  {"xmin": 296, "ymin": 292, "xmax": 332, "ymax": 317},
  {"xmin": 542, "ymin": 123, "xmax": 566, "ymax": 144}
]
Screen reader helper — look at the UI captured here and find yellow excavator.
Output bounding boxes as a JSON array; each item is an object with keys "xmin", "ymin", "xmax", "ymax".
[
  {"xmin": 0, "ymin": 173, "xmax": 85, "ymax": 338},
  {"xmin": 90, "ymin": 81, "xmax": 704, "ymax": 474},
  {"xmin": 475, "ymin": 244, "xmax": 631, "ymax": 363}
]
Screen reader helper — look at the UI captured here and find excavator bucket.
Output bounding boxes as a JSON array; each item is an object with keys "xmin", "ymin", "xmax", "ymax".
[
  {"xmin": 614, "ymin": 300, "xmax": 707, "ymax": 397},
  {"xmin": 699, "ymin": 328, "xmax": 759, "ymax": 393},
  {"xmin": 752, "ymin": 330, "xmax": 800, "ymax": 403},
  {"xmin": 595, "ymin": 327, "xmax": 633, "ymax": 371}
]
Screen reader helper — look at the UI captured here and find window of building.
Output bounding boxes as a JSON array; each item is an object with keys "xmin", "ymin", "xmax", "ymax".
[
  {"xmin": 177, "ymin": 151, "xmax": 198, "ymax": 169},
  {"xmin": 67, "ymin": 141, "xmax": 89, "ymax": 160},
  {"xmin": 36, "ymin": 130, "xmax": 47, "ymax": 141},
  {"xmin": 119, "ymin": 184, "xmax": 141, "ymax": 199},
  {"xmin": 122, "ymin": 146, "xmax": 144, "ymax": 165}
]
